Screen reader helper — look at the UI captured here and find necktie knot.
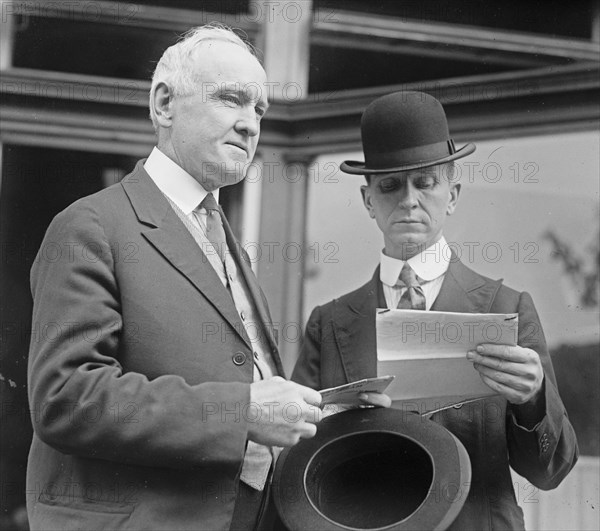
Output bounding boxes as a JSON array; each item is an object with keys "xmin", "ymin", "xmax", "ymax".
[
  {"xmin": 396, "ymin": 263, "xmax": 426, "ymax": 310},
  {"xmin": 397, "ymin": 263, "xmax": 421, "ymax": 288},
  {"xmin": 201, "ymin": 192, "xmax": 219, "ymax": 214}
]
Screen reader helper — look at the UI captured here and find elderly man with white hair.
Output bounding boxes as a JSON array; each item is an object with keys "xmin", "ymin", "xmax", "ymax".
[{"xmin": 26, "ymin": 24, "xmax": 328, "ymax": 531}]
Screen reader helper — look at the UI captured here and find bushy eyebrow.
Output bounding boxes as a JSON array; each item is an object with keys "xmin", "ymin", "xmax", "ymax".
[
  {"xmin": 417, "ymin": 170, "xmax": 440, "ymax": 180},
  {"xmin": 216, "ymin": 82, "xmax": 269, "ymax": 111},
  {"xmin": 375, "ymin": 172, "xmax": 439, "ymax": 190}
]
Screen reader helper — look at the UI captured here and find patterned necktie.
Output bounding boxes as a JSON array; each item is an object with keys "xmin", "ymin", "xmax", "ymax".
[
  {"xmin": 396, "ymin": 263, "xmax": 426, "ymax": 310},
  {"xmin": 200, "ymin": 193, "xmax": 227, "ymax": 262}
]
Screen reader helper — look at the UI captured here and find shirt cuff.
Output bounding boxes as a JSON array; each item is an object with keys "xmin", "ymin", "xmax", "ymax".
[{"xmin": 509, "ymin": 377, "xmax": 547, "ymax": 430}]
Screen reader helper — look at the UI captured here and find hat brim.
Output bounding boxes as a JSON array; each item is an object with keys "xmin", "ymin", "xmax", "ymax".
[
  {"xmin": 340, "ymin": 143, "xmax": 476, "ymax": 175},
  {"xmin": 273, "ymin": 408, "xmax": 471, "ymax": 531}
]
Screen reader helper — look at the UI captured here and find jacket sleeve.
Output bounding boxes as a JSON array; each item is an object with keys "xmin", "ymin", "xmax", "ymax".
[
  {"xmin": 28, "ymin": 200, "xmax": 250, "ymax": 470},
  {"xmin": 291, "ymin": 306, "xmax": 323, "ymax": 390},
  {"xmin": 506, "ymin": 291, "xmax": 579, "ymax": 489}
]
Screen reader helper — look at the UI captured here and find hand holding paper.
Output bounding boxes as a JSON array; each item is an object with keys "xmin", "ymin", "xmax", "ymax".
[
  {"xmin": 467, "ymin": 344, "xmax": 544, "ymax": 405},
  {"xmin": 377, "ymin": 309, "xmax": 520, "ymax": 413},
  {"xmin": 319, "ymin": 376, "xmax": 394, "ymax": 416},
  {"xmin": 357, "ymin": 391, "xmax": 392, "ymax": 408}
]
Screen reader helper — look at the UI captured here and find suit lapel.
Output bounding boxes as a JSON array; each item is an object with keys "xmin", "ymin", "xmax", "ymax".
[
  {"xmin": 331, "ymin": 269, "xmax": 381, "ymax": 382},
  {"xmin": 121, "ymin": 162, "xmax": 249, "ymax": 347},
  {"xmin": 431, "ymin": 258, "xmax": 504, "ymax": 313}
]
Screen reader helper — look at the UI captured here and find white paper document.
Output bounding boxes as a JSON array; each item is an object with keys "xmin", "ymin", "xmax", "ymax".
[
  {"xmin": 376, "ymin": 309, "xmax": 518, "ymax": 408},
  {"xmin": 320, "ymin": 376, "xmax": 395, "ymax": 407}
]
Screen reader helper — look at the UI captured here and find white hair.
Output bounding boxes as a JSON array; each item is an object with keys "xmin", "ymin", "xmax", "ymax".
[{"xmin": 149, "ymin": 23, "xmax": 257, "ymax": 131}]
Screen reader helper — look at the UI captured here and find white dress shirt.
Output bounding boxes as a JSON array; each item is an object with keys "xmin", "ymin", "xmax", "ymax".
[
  {"xmin": 144, "ymin": 147, "xmax": 228, "ymax": 282},
  {"xmin": 380, "ymin": 237, "xmax": 452, "ymax": 310}
]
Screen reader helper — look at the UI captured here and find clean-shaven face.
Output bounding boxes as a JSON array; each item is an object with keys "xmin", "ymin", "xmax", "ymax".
[
  {"xmin": 165, "ymin": 40, "xmax": 268, "ymax": 190},
  {"xmin": 361, "ymin": 165, "xmax": 460, "ymax": 260}
]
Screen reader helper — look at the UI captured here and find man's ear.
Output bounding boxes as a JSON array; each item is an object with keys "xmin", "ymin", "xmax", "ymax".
[
  {"xmin": 151, "ymin": 82, "xmax": 174, "ymax": 128},
  {"xmin": 447, "ymin": 183, "xmax": 461, "ymax": 215},
  {"xmin": 361, "ymin": 185, "xmax": 376, "ymax": 219}
]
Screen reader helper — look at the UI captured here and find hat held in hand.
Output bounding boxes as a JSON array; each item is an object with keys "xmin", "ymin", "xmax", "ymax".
[
  {"xmin": 273, "ymin": 408, "xmax": 471, "ymax": 531},
  {"xmin": 340, "ymin": 91, "xmax": 475, "ymax": 174}
]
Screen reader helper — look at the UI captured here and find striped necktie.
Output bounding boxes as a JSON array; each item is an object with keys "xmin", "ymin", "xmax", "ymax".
[
  {"xmin": 396, "ymin": 263, "xmax": 426, "ymax": 310},
  {"xmin": 200, "ymin": 193, "xmax": 227, "ymax": 262}
]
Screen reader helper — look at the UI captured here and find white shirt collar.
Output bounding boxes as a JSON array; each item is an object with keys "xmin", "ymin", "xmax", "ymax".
[
  {"xmin": 380, "ymin": 236, "xmax": 451, "ymax": 287},
  {"xmin": 144, "ymin": 147, "xmax": 219, "ymax": 214}
]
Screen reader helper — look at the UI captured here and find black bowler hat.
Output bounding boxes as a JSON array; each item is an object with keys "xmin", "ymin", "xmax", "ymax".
[
  {"xmin": 340, "ymin": 91, "xmax": 475, "ymax": 174},
  {"xmin": 273, "ymin": 408, "xmax": 471, "ymax": 531}
]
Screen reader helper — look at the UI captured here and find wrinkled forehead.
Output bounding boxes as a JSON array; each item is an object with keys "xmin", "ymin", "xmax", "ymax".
[
  {"xmin": 190, "ymin": 40, "xmax": 268, "ymax": 101},
  {"xmin": 190, "ymin": 40, "xmax": 265, "ymax": 76}
]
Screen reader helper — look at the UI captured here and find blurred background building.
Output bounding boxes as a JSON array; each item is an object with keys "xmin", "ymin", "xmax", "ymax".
[{"xmin": 1, "ymin": 1, "xmax": 598, "ymax": 529}]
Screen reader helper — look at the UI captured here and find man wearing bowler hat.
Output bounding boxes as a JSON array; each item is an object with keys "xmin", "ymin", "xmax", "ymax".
[{"xmin": 292, "ymin": 91, "xmax": 578, "ymax": 529}]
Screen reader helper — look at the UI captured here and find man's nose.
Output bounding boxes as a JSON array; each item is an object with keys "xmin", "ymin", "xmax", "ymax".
[
  {"xmin": 397, "ymin": 183, "xmax": 418, "ymax": 208},
  {"xmin": 235, "ymin": 107, "xmax": 260, "ymax": 137}
]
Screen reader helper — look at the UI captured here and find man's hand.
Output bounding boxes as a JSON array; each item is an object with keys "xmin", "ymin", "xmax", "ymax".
[
  {"xmin": 358, "ymin": 392, "xmax": 392, "ymax": 408},
  {"xmin": 248, "ymin": 377, "xmax": 323, "ymax": 447},
  {"xmin": 467, "ymin": 344, "xmax": 544, "ymax": 404},
  {"xmin": 322, "ymin": 392, "xmax": 392, "ymax": 418}
]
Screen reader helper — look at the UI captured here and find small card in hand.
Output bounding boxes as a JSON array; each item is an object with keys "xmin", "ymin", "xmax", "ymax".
[{"xmin": 319, "ymin": 375, "xmax": 395, "ymax": 407}]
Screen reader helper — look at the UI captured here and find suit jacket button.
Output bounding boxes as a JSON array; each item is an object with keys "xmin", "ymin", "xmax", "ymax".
[{"xmin": 233, "ymin": 352, "xmax": 246, "ymax": 366}]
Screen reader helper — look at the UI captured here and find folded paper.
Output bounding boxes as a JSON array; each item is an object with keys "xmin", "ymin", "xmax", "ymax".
[{"xmin": 377, "ymin": 308, "xmax": 518, "ymax": 412}]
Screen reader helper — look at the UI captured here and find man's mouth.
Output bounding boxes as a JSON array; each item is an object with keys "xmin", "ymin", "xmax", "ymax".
[{"xmin": 225, "ymin": 142, "xmax": 248, "ymax": 155}]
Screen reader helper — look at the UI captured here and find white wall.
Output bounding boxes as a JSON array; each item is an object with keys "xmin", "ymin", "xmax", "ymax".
[{"xmin": 513, "ymin": 457, "xmax": 600, "ymax": 531}]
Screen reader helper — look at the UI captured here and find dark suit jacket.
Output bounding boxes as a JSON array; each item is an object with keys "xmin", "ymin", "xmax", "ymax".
[
  {"xmin": 292, "ymin": 260, "xmax": 578, "ymax": 531},
  {"xmin": 27, "ymin": 161, "xmax": 283, "ymax": 530}
]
